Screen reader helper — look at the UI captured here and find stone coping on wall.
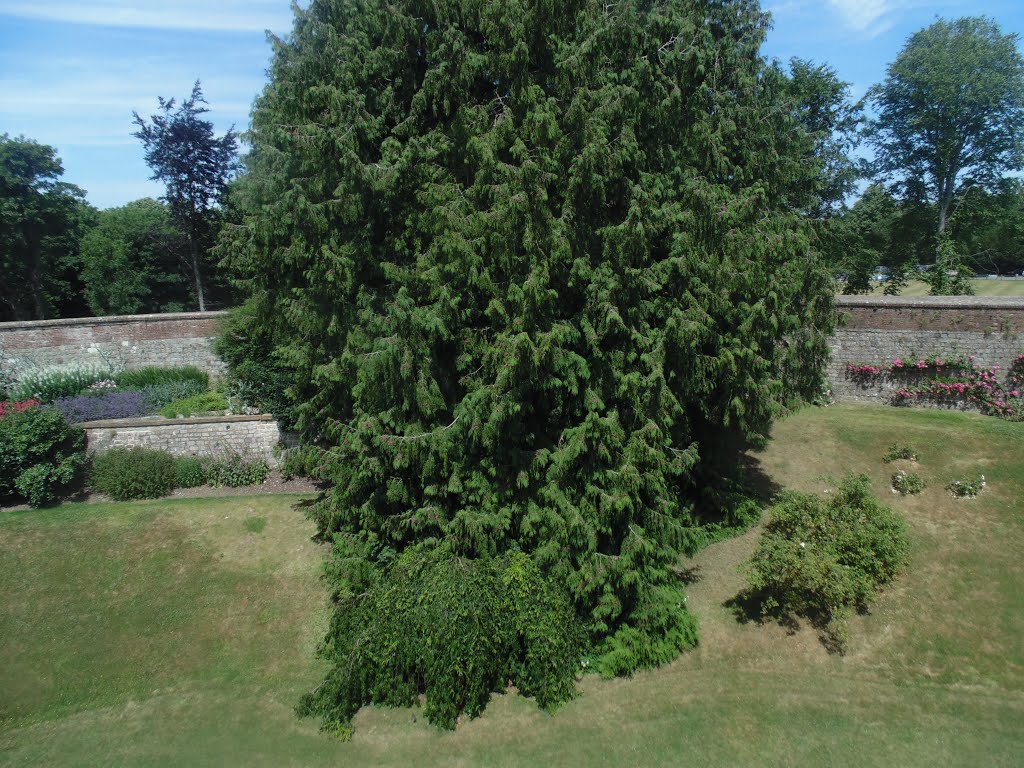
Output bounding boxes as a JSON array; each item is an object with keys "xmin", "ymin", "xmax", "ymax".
[
  {"xmin": 836, "ymin": 295, "xmax": 1024, "ymax": 310},
  {"xmin": 77, "ymin": 413, "xmax": 274, "ymax": 430},
  {"xmin": 0, "ymin": 310, "xmax": 229, "ymax": 332}
]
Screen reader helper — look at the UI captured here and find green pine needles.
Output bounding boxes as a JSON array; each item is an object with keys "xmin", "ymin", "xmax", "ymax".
[{"xmin": 222, "ymin": 0, "xmax": 835, "ymax": 733}]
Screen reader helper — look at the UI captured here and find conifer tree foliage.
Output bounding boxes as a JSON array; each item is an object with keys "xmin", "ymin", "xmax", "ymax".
[{"xmin": 223, "ymin": 0, "xmax": 834, "ymax": 730}]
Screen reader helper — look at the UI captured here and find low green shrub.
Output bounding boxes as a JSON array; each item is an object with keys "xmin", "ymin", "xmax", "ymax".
[
  {"xmin": 739, "ymin": 474, "xmax": 910, "ymax": 652},
  {"xmin": 947, "ymin": 475, "xmax": 986, "ymax": 498},
  {"xmin": 891, "ymin": 470, "xmax": 925, "ymax": 496},
  {"xmin": 883, "ymin": 443, "xmax": 919, "ymax": 463},
  {"xmin": 215, "ymin": 300, "xmax": 298, "ymax": 427},
  {"xmin": 204, "ymin": 453, "xmax": 269, "ymax": 487},
  {"xmin": 11, "ymin": 365, "xmax": 116, "ymax": 403},
  {"xmin": 298, "ymin": 548, "xmax": 583, "ymax": 738},
  {"xmin": 116, "ymin": 366, "xmax": 209, "ymax": 391},
  {"xmin": 174, "ymin": 457, "xmax": 206, "ymax": 488},
  {"xmin": 160, "ymin": 392, "xmax": 228, "ymax": 418},
  {"xmin": 91, "ymin": 447, "xmax": 176, "ymax": 501},
  {"xmin": 0, "ymin": 407, "xmax": 87, "ymax": 507}
]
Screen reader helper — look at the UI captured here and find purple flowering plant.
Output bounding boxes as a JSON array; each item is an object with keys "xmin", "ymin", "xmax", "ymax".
[{"xmin": 49, "ymin": 390, "xmax": 153, "ymax": 423}]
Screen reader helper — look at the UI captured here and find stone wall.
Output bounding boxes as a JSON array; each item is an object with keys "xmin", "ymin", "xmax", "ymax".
[
  {"xmin": 829, "ymin": 296, "xmax": 1024, "ymax": 404},
  {"xmin": 82, "ymin": 414, "xmax": 281, "ymax": 466},
  {"xmin": 0, "ymin": 312, "xmax": 227, "ymax": 381}
]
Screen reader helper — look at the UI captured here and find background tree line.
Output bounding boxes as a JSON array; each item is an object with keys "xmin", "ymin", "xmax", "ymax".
[
  {"xmin": 0, "ymin": 82, "xmax": 237, "ymax": 322},
  {"xmin": 3, "ymin": 14, "xmax": 1023, "ymax": 324}
]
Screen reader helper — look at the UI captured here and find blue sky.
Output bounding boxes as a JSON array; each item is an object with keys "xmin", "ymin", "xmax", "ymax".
[{"xmin": 1, "ymin": 0, "xmax": 1022, "ymax": 210}]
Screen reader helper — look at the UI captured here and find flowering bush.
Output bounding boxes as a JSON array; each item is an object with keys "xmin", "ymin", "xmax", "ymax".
[
  {"xmin": 947, "ymin": 475, "xmax": 986, "ymax": 498},
  {"xmin": 10, "ymin": 365, "xmax": 118, "ymax": 403},
  {"xmin": 891, "ymin": 470, "xmax": 925, "ymax": 496},
  {"xmin": 49, "ymin": 390, "xmax": 152, "ymax": 423},
  {"xmin": 0, "ymin": 399, "xmax": 40, "ymax": 419},
  {"xmin": 849, "ymin": 353, "xmax": 1024, "ymax": 420}
]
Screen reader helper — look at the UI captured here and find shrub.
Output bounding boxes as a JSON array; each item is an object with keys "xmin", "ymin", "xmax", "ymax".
[
  {"xmin": 891, "ymin": 470, "xmax": 925, "ymax": 496},
  {"xmin": 139, "ymin": 380, "xmax": 208, "ymax": 410},
  {"xmin": 947, "ymin": 475, "xmax": 986, "ymax": 498},
  {"xmin": 115, "ymin": 366, "xmax": 209, "ymax": 391},
  {"xmin": 49, "ymin": 390, "xmax": 152, "ymax": 423},
  {"xmin": 0, "ymin": 407, "xmax": 87, "ymax": 507},
  {"xmin": 203, "ymin": 453, "xmax": 269, "ymax": 487},
  {"xmin": 298, "ymin": 548, "xmax": 583, "ymax": 737},
  {"xmin": 739, "ymin": 474, "xmax": 910, "ymax": 652},
  {"xmin": 174, "ymin": 457, "xmax": 206, "ymax": 488},
  {"xmin": 160, "ymin": 392, "xmax": 228, "ymax": 418},
  {"xmin": 11, "ymin": 365, "xmax": 116, "ymax": 403},
  {"xmin": 91, "ymin": 447, "xmax": 177, "ymax": 501},
  {"xmin": 214, "ymin": 300, "xmax": 298, "ymax": 427},
  {"xmin": 883, "ymin": 443, "xmax": 919, "ymax": 463}
]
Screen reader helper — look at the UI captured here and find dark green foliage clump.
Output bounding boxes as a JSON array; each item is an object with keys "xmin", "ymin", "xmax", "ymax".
[
  {"xmin": 116, "ymin": 366, "xmax": 209, "ymax": 391},
  {"xmin": 739, "ymin": 475, "xmax": 910, "ymax": 652},
  {"xmin": 91, "ymin": 447, "xmax": 177, "ymax": 501},
  {"xmin": 215, "ymin": 300, "xmax": 298, "ymax": 427},
  {"xmin": 297, "ymin": 548, "xmax": 583, "ymax": 736},
  {"xmin": 174, "ymin": 457, "xmax": 206, "ymax": 488},
  {"xmin": 203, "ymin": 453, "xmax": 269, "ymax": 487},
  {"xmin": 0, "ymin": 407, "xmax": 87, "ymax": 506},
  {"xmin": 222, "ymin": 0, "xmax": 836, "ymax": 730}
]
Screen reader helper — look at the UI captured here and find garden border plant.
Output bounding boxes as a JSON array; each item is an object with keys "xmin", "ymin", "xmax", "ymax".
[
  {"xmin": 0, "ymin": 404, "xmax": 88, "ymax": 507},
  {"xmin": 847, "ymin": 353, "xmax": 1024, "ymax": 419},
  {"xmin": 735, "ymin": 474, "xmax": 910, "ymax": 653}
]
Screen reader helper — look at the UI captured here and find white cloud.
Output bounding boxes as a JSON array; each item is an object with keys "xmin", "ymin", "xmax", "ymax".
[
  {"xmin": 0, "ymin": 1, "xmax": 294, "ymax": 33},
  {"xmin": 827, "ymin": 0, "xmax": 894, "ymax": 35}
]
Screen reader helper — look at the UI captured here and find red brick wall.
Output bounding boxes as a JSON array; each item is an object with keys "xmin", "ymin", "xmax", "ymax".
[{"xmin": 0, "ymin": 312, "xmax": 228, "ymax": 378}]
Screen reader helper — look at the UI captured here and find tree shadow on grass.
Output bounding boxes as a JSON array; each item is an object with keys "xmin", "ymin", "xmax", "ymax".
[{"xmin": 724, "ymin": 588, "xmax": 852, "ymax": 654}]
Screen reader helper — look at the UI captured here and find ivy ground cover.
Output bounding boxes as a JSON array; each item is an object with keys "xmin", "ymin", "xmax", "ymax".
[{"xmin": 1, "ymin": 406, "xmax": 1022, "ymax": 767}]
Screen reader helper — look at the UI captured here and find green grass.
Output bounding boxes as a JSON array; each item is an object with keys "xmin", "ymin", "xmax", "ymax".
[
  {"xmin": 2, "ymin": 406, "xmax": 1023, "ymax": 766},
  {"xmin": 243, "ymin": 515, "xmax": 267, "ymax": 534},
  {"xmin": 862, "ymin": 278, "xmax": 1024, "ymax": 296}
]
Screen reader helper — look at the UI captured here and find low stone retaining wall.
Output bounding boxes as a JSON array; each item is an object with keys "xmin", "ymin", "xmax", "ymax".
[
  {"xmin": 829, "ymin": 296, "xmax": 1024, "ymax": 405},
  {"xmin": 81, "ymin": 414, "xmax": 281, "ymax": 466},
  {"xmin": 0, "ymin": 311, "xmax": 227, "ymax": 381}
]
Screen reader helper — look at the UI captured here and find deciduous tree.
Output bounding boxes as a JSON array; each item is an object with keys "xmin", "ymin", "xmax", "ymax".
[
  {"xmin": 0, "ymin": 135, "xmax": 90, "ymax": 321},
  {"xmin": 79, "ymin": 198, "xmax": 191, "ymax": 316},
  {"xmin": 868, "ymin": 17, "xmax": 1024, "ymax": 253}
]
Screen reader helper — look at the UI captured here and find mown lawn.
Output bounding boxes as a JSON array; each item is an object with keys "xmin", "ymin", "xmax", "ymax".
[
  {"xmin": 2, "ymin": 405, "xmax": 1023, "ymax": 766},
  {"xmin": 863, "ymin": 278, "xmax": 1024, "ymax": 296}
]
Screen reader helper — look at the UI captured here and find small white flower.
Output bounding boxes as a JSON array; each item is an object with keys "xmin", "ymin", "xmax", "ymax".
[{"xmin": 799, "ymin": 542, "xmax": 806, "ymax": 549}]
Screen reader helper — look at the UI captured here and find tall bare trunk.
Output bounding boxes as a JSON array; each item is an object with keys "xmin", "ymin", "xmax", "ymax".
[{"xmin": 188, "ymin": 227, "xmax": 207, "ymax": 312}]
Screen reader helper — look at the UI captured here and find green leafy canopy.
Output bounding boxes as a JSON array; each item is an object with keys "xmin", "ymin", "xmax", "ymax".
[{"xmin": 222, "ymin": 0, "xmax": 836, "ymax": 732}]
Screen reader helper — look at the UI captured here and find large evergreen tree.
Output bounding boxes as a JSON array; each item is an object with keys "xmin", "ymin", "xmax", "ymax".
[{"xmin": 223, "ymin": 0, "xmax": 834, "ymax": 731}]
